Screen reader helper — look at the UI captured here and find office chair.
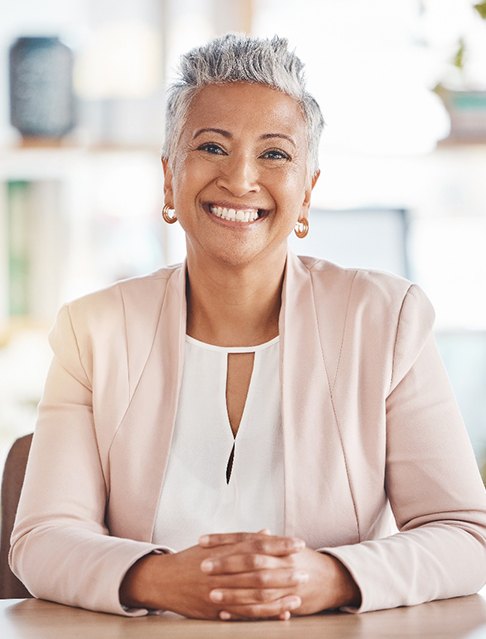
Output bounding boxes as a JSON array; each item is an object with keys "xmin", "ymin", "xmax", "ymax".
[{"xmin": 0, "ymin": 433, "xmax": 33, "ymax": 598}]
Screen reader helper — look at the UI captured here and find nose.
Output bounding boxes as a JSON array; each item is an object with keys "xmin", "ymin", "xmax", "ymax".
[{"xmin": 215, "ymin": 153, "xmax": 260, "ymax": 197}]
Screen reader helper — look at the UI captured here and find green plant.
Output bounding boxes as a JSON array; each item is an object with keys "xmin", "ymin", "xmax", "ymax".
[
  {"xmin": 451, "ymin": 2, "xmax": 486, "ymax": 73},
  {"xmin": 473, "ymin": 1, "xmax": 486, "ymax": 19}
]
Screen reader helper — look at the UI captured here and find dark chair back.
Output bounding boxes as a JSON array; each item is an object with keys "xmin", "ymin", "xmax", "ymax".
[{"xmin": 0, "ymin": 434, "xmax": 33, "ymax": 598}]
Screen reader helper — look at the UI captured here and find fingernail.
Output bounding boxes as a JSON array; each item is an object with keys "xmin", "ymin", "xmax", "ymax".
[
  {"xmin": 292, "ymin": 538, "xmax": 305, "ymax": 549},
  {"xmin": 288, "ymin": 597, "xmax": 301, "ymax": 610},
  {"xmin": 281, "ymin": 611, "xmax": 291, "ymax": 621},
  {"xmin": 294, "ymin": 571, "xmax": 309, "ymax": 583},
  {"xmin": 201, "ymin": 560, "xmax": 214, "ymax": 572},
  {"xmin": 210, "ymin": 590, "xmax": 223, "ymax": 602},
  {"xmin": 199, "ymin": 535, "xmax": 210, "ymax": 545},
  {"xmin": 220, "ymin": 611, "xmax": 231, "ymax": 620}
]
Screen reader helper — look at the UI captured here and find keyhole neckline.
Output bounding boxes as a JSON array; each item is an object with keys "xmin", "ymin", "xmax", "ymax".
[{"xmin": 185, "ymin": 334, "xmax": 279, "ymax": 353}]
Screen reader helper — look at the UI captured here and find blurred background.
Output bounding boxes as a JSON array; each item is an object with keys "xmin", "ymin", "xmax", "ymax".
[{"xmin": 0, "ymin": 0, "xmax": 485, "ymax": 481}]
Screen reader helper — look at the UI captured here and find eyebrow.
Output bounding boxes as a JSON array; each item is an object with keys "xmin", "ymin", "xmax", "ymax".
[
  {"xmin": 193, "ymin": 127, "xmax": 231, "ymax": 139},
  {"xmin": 192, "ymin": 128, "xmax": 296, "ymax": 148},
  {"xmin": 260, "ymin": 133, "xmax": 296, "ymax": 148}
]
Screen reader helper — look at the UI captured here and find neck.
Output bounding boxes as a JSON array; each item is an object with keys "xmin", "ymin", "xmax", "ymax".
[{"xmin": 185, "ymin": 249, "xmax": 287, "ymax": 347}]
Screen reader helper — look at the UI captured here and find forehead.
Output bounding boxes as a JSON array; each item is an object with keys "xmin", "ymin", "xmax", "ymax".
[{"xmin": 183, "ymin": 82, "xmax": 307, "ymax": 140}]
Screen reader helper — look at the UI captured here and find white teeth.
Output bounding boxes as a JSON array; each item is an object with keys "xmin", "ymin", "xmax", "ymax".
[{"xmin": 209, "ymin": 205, "xmax": 259, "ymax": 222}]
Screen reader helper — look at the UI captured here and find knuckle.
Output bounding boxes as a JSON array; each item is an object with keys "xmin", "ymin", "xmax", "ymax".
[
  {"xmin": 250, "ymin": 554, "xmax": 263, "ymax": 569},
  {"xmin": 283, "ymin": 597, "xmax": 301, "ymax": 612},
  {"xmin": 250, "ymin": 604, "xmax": 268, "ymax": 617},
  {"xmin": 284, "ymin": 539, "xmax": 299, "ymax": 554},
  {"xmin": 256, "ymin": 571, "xmax": 270, "ymax": 586},
  {"xmin": 256, "ymin": 590, "xmax": 267, "ymax": 602},
  {"xmin": 254, "ymin": 539, "xmax": 264, "ymax": 553},
  {"xmin": 257, "ymin": 589, "xmax": 275, "ymax": 603},
  {"xmin": 289, "ymin": 571, "xmax": 300, "ymax": 584},
  {"xmin": 263, "ymin": 589, "xmax": 277, "ymax": 602}
]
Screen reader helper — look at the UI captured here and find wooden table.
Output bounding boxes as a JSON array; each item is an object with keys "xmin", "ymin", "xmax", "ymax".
[{"xmin": 1, "ymin": 594, "xmax": 486, "ymax": 639}]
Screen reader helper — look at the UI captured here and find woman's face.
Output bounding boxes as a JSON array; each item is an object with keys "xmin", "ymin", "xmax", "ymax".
[{"xmin": 163, "ymin": 82, "xmax": 318, "ymax": 268}]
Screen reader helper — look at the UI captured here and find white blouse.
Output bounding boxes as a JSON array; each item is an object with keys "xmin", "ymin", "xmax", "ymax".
[{"xmin": 152, "ymin": 334, "xmax": 284, "ymax": 551}]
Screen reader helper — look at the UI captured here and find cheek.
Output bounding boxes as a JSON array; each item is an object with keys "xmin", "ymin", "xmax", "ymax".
[
  {"xmin": 276, "ymin": 172, "xmax": 307, "ymax": 206},
  {"xmin": 173, "ymin": 158, "xmax": 215, "ymax": 196}
]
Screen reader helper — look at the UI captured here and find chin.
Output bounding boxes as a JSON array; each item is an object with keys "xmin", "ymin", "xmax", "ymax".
[{"xmin": 212, "ymin": 251, "xmax": 256, "ymax": 268}]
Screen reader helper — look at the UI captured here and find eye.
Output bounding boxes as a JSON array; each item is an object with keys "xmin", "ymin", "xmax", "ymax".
[
  {"xmin": 197, "ymin": 142, "xmax": 226, "ymax": 155},
  {"xmin": 260, "ymin": 148, "xmax": 290, "ymax": 160}
]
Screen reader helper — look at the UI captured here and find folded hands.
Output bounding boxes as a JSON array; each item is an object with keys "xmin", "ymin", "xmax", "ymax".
[{"xmin": 120, "ymin": 530, "xmax": 361, "ymax": 620}]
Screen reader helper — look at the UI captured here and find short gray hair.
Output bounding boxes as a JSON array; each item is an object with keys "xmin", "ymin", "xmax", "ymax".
[{"xmin": 162, "ymin": 33, "xmax": 324, "ymax": 175}]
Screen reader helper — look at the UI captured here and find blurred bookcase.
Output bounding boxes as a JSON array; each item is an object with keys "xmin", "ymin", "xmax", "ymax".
[
  {"xmin": 0, "ymin": 144, "xmax": 164, "ymax": 339},
  {"xmin": 4, "ymin": 179, "xmax": 65, "ymax": 321}
]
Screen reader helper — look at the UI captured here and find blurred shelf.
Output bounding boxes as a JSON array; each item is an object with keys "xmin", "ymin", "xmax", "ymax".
[
  {"xmin": 0, "ymin": 317, "xmax": 50, "ymax": 349},
  {"xmin": 2, "ymin": 139, "xmax": 162, "ymax": 152},
  {"xmin": 0, "ymin": 141, "xmax": 162, "ymax": 180}
]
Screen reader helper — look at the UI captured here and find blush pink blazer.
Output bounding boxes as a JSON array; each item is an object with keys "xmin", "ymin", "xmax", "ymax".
[{"xmin": 10, "ymin": 252, "xmax": 486, "ymax": 615}]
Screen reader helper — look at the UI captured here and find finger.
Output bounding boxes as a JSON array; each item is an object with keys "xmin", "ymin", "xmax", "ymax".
[
  {"xmin": 242, "ymin": 536, "xmax": 305, "ymax": 556},
  {"xmin": 201, "ymin": 552, "xmax": 287, "ymax": 575},
  {"xmin": 210, "ymin": 587, "xmax": 294, "ymax": 605},
  {"xmin": 218, "ymin": 595, "xmax": 301, "ymax": 620},
  {"xmin": 199, "ymin": 531, "xmax": 303, "ymax": 550},
  {"xmin": 207, "ymin": 536, "xmax": 304, "ymax": 558},
  {"xmin": 199, "ymin": 532, "xmax": 259, "ymax": 547},
  {"xmin": 211, "ymin": 569, "xmax": 309, "ymax": 589},
  {"xmin": 201, "ymin": 541, "xmax": 304, "ymax": 575}
]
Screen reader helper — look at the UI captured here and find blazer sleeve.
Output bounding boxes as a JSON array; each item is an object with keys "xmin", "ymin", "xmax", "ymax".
[
  {"xmin": 321, "ymin": 284, "xmax": 486, "ymax": 612},
  {"xmin": 9, "ymin": 304, "xmax": 168, "ymax": 616}
]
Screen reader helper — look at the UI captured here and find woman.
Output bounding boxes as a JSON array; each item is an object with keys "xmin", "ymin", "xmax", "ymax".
[{"xmin": 10, "ymin": 33, "xmax": 486, "ymax": 621}]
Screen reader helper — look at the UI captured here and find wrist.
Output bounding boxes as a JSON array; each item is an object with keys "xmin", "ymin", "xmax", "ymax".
[
  {"xmin": 119, "ymin": 552, "xmax": 171, "ymax": 610},
  {"xmin": 324, "ymin": 553, "xmax": 361, "ymax": 609}
]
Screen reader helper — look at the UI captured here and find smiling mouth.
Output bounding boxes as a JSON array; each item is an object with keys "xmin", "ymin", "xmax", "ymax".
[{"xmin": 208, "ymin": 204, "xmax": 266, "ymax": 223}]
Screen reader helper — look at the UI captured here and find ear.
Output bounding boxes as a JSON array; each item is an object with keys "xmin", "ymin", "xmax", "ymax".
[
  {"xmin": 301, "ymin": 169, "xmax": 320, "ymax": 217},
  {"xmin": 161, "ymin": 157, "xmax": 174, "ymax": 206}
]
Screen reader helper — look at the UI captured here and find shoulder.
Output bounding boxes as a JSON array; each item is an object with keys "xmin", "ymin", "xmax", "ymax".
[
  {"xmin": 49, "ymin": 264, "xmax": 183, "ymax": 351},
  {"xmin": 297, "ymin": 254, "xmax": 434, "ymax": 325},
  {"xmin": 67, "ymin": 265, "xmax": 181, "ymax": 317},
  {"xmin": 299, "ymin": 254, "xmax": 410, "ymax": 301},
  {"xmin": 57, "ymin": 264, "xmax": 182, "ymax": 329},
  {"xmin": 297, "ymin": 255, "xmax": 437, "ymax": 390}
]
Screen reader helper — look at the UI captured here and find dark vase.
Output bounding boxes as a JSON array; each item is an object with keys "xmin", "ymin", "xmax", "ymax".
[{"xmin": 9, "ymin": 36, "xmax": 75, "ymax": 139}]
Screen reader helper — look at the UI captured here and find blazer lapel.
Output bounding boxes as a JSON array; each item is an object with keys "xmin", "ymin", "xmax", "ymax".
[
  {"xmin": 107, "ymin": 265, "xmax": 187, "ymax": 541},
  {"xmin": 280, "ymin": 252, "xmax": 360, "ymax": 547}
]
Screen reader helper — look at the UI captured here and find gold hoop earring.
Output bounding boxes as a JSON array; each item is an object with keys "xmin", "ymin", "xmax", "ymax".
[
  {"xmin": 162, "ymin": 204, "xmax": 177, "ymax": 224},
  {"xmin": 294, "ymin": 217, "xmax": 309, "ymax": 239}
]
